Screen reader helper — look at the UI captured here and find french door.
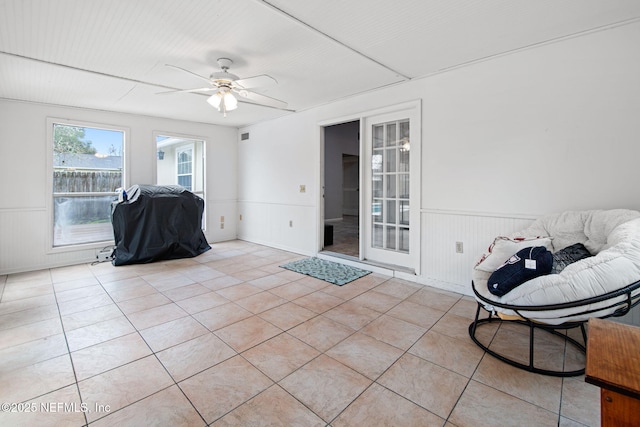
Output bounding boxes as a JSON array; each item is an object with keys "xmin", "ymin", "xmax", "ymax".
[{"xmin": 363, "ymin": 105, "xmax": 420, "ymax": 271}]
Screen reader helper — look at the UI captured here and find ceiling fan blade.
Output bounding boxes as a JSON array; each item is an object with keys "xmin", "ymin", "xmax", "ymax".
[
  {"xmin": 234, "ymin": 74, "xmax": 277, "ymax": 89},
  {"xmin": 165, "ymin": 64, "xmax": 211, "ymax": 84},
  {"xmin": 235, "ymin": 89, "xmax": 288, "ymax": 109},
  {"xmin": 156, "ymin": 87, "xmax": 216, "ymax": 95}
]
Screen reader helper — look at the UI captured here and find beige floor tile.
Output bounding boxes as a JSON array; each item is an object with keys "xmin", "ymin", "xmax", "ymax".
[
  {"xmin": 269, "ymin": 281, "xmax": 316, "ymax": 300},
  {"xmin": 126, "ymin": 303, "xmax": 188, "ymax": 330},
  {"xmin": 71, "ymin": 332, "xmax": 151, "ymax": 380},
  {"xmin": 0, "ymin": 303, "xmax": 59, "ymax": 331},
  {"xmin": 78, "ymin": 355, "xmax": 174, "ymax": 423},
  {"xmin": 234, "ymin": 291, "xmax": 287, "ymax": 314},
  {"xmin": 408, "ymin": 287, "xmax": 461, "ymax": 312},
  {"xmin": 0, "ymin": 294, "xmax": 57, "ymax": 317},
  {"xmin": 488, "ymin": 325, "xmax": 567, "ymax": 373},
  {"xmin": 61, "ymin": 303, "xmax": 123, "ymax": 331},
  {"xmin": 149, "ymin": 275, "xmax": 196, "ymax": 293},
  {"xmin": 65, "ymin": 316, "xmax": 135, "ymax": 352},
  {"xmin": 50, "ymin": 264, "xmax": 93, "ymax": 283},
  {"xmin": 53, "ymin": 276, "xmax": 100, "ymax": 292},
  {"xmin": 560, "ymin": 376, "xmax": 600, "ymax": 426},
  {"xmin": 332, "ymin": 383, "xmax": 445, "ymax": 427},
  {"xmin": 116, "ymin": 292, "xmax": 171, "ymax": 315},
  {"xmin": 323, "ymin": 300, "xmax": 381, "ymax": 330},
  {"xmin": 175, "ymin": 291, "xmax": 229, "ymax": 314},
  {"xmin": 378, "ymin": 353, "xmax": 468, "ymax": 419},
  {"xmin": 179, "ymin": 355, "xmax": 273, "ymax": 424},
  {"xmin": 279, "ymin": 354, "xmax": 371, "ymax": 423},
  {"xmin": 1, "ymin": 283, "xmax": 54, "ymax": 302},
  {"xmin": 247, "ymin": 274, "xmax": 291, "ymax": 290},
  {"xmin": 55, "ymin": 284, "xmax": 106, "ymax": 304},
  {"xmin": 386, "ymin": 300, "xmax": 447, "ymax": 329},
  {"xmin": 472, "ymin": 354, "xmax": 563, "ymax": 412},
  {"xmin": 449, "ymin": 380, "xmax": 559, "ymax": 427},
  {"xmin": 409, "ymin": 330, "xmax": 484, "ymax": 377},
  {"xmin": 157, "ymin": 333, "xmax": 236, "ymax": 382},
  {"xmin": 321, "ymin": 280, "xmax": 372, "ymax": 300},
  {"xmin": 211, "ymin": 384, "xmax": 325, "ymax": 427},
  {"xmin": 226, "ymin": 268, "xmax": 271, "ymax": 282},
  {"xmin": 214, "ymin": 316, "xmax": 282, "ymax": 352},
  {"xmin": 0, "ymin": 333, "xmax": 68, "ymax": 372},
  {"xmin": 200, "ymin": 275, "xmax": 243, "ymax": 291},
  {"xmin": 6, "ymin": 269, "xmax": 51, "ymax": 285},
  {"xmin": 139, "ymin": 316, "xmax": 209, "ymax": 352},
  {"xmin": 448, "ymin": 296, "xmax": 480, "ymax": 320},
  {"xmin": 0, "ymin": 384, "xmax": 86, "ymax": 427},
  {"xmin": 293, "ymin": 290, "xmax": 344, "ymax": 313},
  {"xmin": 294, "ymin": 275, "xmax": 332, "ymax": 291},
  {"xmin": 161, "ymin": 283, "xmax": 212, "ymax": 301},
  {"xmin": 434, "ymin": 311, "xmax": 498, "ymax": 344},
  {"xmin": 192, "ymin": 302, "xmax": 253, "ymax": 331},
  {"xmin": 57, "ymin": 293, "xmax": 113, "ymax": 316},
  {"xmin": 0, "ymin": 317, "xmax": 63, "ymax": 351},
  {"xmin": 361, "ymin": 314, "xmax": 427, "ymax": 350},
  {"xmin": 100, "ymin": 276, "xmax": 149, "ymax": 292},
  {"xmin": 183, "ymin": 266, "xmax": 226, "ymax": 283},
  {"xmin": 215, "ymin": 283, "xmax": 263, "ymax": 300},
  {"xmin": 258, "ymin": 301, "xmax": 317, "ymax": 330},
  {"xmin": 0, "ymin": 354, "xmax": 76, "ymax": 403},
  {"xmin": 350, "ymin": 290, "xmax": 403, "ymax": 313},
  {"xmin": 106, "ymin": 282, "xmax": 158, "ymax": 303},
  {"xmin": 289, "ymin": 315, "xmax": 355, "ymax": 352},
  {"xmin": 90, "ymin": 385, "xmax": 205, "ymax": 427},
  {"xmin": 243, "ymin": 333, "xmax": 320, "ymax": 381},
  {"xmin": 326, "ymin": 332, "xmax": 403, "ymax": 380},
  {"xmin": 373, "ymin": 279, "xmax": 421, "ymax": 299}
]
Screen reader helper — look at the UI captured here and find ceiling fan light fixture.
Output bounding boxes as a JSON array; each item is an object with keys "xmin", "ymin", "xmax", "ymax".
[
  {"xmin": 207, "ymin": 90, "xmax": 237, "ymax": 116},
  {"xmin": 206, "ymin": 93, "xmax": 222, "ymax": 109},
  {"xmin": 224, "ymin": 92, "xmax": 238, "ymax": 110}
]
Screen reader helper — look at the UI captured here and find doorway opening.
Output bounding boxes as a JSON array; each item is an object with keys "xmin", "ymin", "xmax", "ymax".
[{"xmin": 322, "ymin": 120, "xmax": 360, "ymax": 258}]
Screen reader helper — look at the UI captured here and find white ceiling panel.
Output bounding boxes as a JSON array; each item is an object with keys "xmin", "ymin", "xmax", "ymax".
[{"xmin": 1, "ymin": 0, "xmax": 639, "ymax": 126}]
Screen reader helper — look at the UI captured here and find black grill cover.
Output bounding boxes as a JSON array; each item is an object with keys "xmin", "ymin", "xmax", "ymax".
[{"xmin": 111, "ymin": 185, "xmax": 211, "ymax": 266}]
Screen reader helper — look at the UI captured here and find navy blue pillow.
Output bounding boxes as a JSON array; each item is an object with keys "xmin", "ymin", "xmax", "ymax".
[{"xmin": 487, "ymin": 246, "xmax": 553, "ymax": 296}]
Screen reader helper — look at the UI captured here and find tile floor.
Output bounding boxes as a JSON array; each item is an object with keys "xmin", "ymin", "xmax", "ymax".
[
  {"xmin": 324, "ymin": 215, "xmax": 359, "ymax": 257},
  {"xmin": 0, "ymin": 240, "xmax": 600, "ymax": 426}
]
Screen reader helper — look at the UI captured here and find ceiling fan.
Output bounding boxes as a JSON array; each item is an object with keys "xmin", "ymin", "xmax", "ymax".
[{"xmin": 161, "ymin": 58, "xmax": 288, "ymax": 116}]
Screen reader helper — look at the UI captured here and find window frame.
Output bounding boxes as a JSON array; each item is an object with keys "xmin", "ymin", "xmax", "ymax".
[
  {"xmin": 176, "ymin": 144, "xmax": 194, "ymax": 191},
  {"xmin": 46, "ymin": 118, "xmax": 129, "ymax": 253}
]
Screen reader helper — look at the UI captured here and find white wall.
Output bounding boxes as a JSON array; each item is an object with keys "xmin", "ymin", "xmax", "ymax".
[
  {"xmin": 238, "ymin": 21, "xmax": 640, "ymax": 294},
  {"xmin": 0, "ymin": 100, "xmax": 238, "ymax": 274}
]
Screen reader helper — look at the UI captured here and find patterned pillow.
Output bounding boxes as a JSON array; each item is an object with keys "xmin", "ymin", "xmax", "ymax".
[
  {"xmin": 475, "ymin": 236, "xmax": 552, "ymax": 272},
  {"xmin": 551, "ymin": 243, "xmax": 592, "ymax": 274}
]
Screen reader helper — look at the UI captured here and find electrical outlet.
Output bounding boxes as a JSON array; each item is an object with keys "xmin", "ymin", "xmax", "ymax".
[
  {"xmin": 455, "ymin": 242, "xmax": 464, "ymax": 253},
  {"xmin": 299, "ymin": 185, "xmax": 306, "ymax": 193},
  {"xmin": 220, "ymin": 216, "xmax": 224, "ymax": 222},
  {"xmin": 220, "ymin": 223, "xmax": 224, "ymax": 229},
  {"xmin": 289, "ymin": 220, "xmax": 293, "ymax": 227}
]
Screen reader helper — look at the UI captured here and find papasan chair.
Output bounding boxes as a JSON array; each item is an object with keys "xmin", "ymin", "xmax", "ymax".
[{"xmin": 469, "ymin": 209, "xmax": 640, "ymax": 376}]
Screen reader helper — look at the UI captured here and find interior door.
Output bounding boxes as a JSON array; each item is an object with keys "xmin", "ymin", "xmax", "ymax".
[{"xmin": 363, "ymin": 107, "xmax": 420, "ymax": 271}]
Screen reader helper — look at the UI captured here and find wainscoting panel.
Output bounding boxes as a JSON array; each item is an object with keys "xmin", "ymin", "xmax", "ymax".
[
  {"xmin": 421, "ymin": 210, "xmax": 535, "ymax": 294},
  {"xmin": 237, "ymin": 201, "xmax": 317, "ymax": 256},
  {"xmin": 0, "ymin": 208, "xmax": 95, "ymax": 274}
]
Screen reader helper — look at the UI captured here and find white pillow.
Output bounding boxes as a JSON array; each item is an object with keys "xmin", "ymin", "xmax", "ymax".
[{"xmin": 475, "ymin": 236, "xmax": 553, "ymax": 272}]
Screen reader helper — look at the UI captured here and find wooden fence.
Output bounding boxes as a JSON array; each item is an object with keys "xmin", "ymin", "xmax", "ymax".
[{"xmin": 53, "ymin": 170, "xmax": 122, "ymax": 193}]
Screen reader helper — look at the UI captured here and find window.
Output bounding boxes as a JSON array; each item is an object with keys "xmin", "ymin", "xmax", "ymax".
[
  {"xmin": 176, "ymin": 147, "xmax": 193, "ymax": 191},
  {"xmin": 371, "ymin": 119, "xmax": 410, "ymax": 253},
  {"xmin": 51, "ymin": 122, "xmax": 125, "ymax": 247}
]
